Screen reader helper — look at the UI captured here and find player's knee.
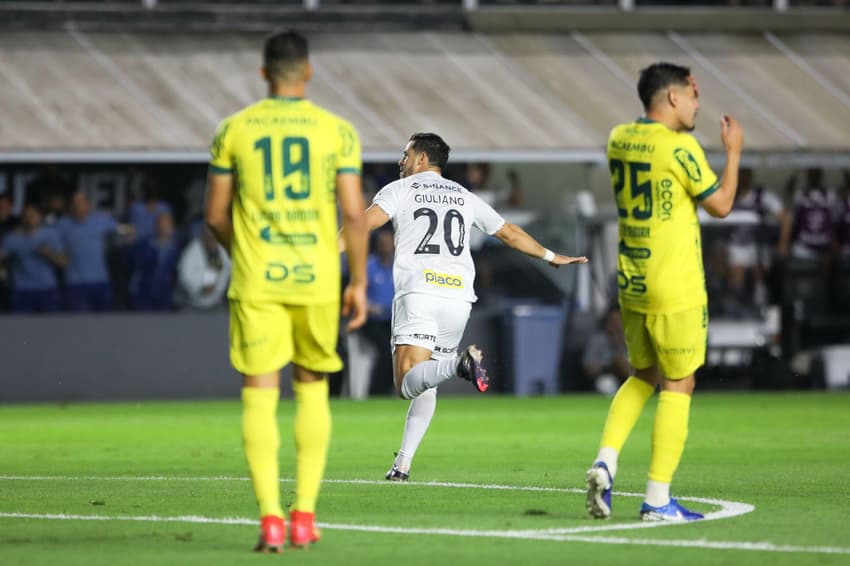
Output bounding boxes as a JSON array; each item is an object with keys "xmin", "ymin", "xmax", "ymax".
[
  {"xmin": 633, "ymin": 366, "xmax": 660, "ymax": 387},
  {"xmin": 662, "ymin": 374, "xmax": 696, "ymax": 395},
  {"xmin": 393, "ymin": 375, "xmax": 407, "ymax": 399}
]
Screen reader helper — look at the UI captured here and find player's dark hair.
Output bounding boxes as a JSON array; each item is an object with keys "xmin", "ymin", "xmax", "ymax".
[
  {"xmin": 263, "ymin": 31, "xmax": 309, "ymax": 84},
  {"xmin": 408, "ymin": 133, "xmax": 450, "ymax": 170},
  {"xmin": 637, "ymin": 62, "xmax": 691, "ymax": 111}
]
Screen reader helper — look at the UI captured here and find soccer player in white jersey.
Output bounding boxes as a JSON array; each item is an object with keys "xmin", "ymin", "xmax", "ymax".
[{"xmin": 357, "ymin": 133, "xmax": 588, "ymax": 481}]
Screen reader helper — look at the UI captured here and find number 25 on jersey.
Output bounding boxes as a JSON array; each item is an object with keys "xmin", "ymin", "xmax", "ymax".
[{"xmin": 611, "ymin": 159, "xmax": 652, "ymax": 221}]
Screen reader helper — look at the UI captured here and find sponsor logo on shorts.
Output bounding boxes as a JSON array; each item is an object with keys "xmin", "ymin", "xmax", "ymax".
[
  {"xmin": 434, "ymin": 345, "xmax": 457, "ymax": 354},
  {"xmin": 658, "ymin": 345, "xmax": 696, "ymax": 356},
  {"xmin": 424, "ymin": 270, "xmax": 464, "ymax": 288},
  {"xmin": 408, "ymin": 333, "xmax": 436, "ymax": 342},
  {"xmin": 239, "ymin": 338, "xmax": 268, "ymax": 350}
]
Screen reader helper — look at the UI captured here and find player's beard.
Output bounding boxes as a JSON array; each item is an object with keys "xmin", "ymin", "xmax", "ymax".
[{"xmin": 684, "ymin": 110, "xmax": 698, "ymax": 132}]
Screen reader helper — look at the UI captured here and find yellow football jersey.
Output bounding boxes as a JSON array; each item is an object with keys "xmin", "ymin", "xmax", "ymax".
[
  {"xmin": 209, "ymin": 96, "xmax": 361, "ymax": 304},
  {"xmin": 608, "ymin": 118, "xmax": 718, "ymax": 314}
]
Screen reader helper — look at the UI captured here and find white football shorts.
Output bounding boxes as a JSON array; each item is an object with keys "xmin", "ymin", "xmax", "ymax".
[{"xmin": 391, "ymin": 293, "xmax": 472, "ymax": 360}]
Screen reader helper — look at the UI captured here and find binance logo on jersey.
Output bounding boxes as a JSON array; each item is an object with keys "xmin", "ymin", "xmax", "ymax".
[{"xmin": 424, "ymin": 270, "xmax": 464, "ymax": 288}]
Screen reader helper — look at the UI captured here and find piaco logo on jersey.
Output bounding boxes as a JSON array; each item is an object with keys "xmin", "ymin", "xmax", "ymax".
[{"xmin": 424, "ymin": 270, "xmax": 464, "ymax": 288}]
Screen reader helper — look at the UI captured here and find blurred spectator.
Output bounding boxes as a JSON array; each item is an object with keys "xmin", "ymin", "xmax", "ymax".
[
  {"xmin": 726, "ymin": 168, "xmax": 787, "ymax": 314},
  {"xmin": 465, "ymin": 163, "xmax": 492, "ymax": 195},
  {"xmin": 0, "ymin": 191, "xmax": 20, "ymax": 239},
  {"xmin": 129, "ymin": 175, "xmax": 173, "ymax": 242},
  {"xmin": 503, "ymin": 169, "xmax": 526, "ymax": 209},
  {"xmin": 0, "ymin": 203, "xmax": 66, "ymax": 313},
  {"xmin": 474, "ymin": 256, "xmax": 507, "ymax": 308},
  {"xmin": 56, "ymin": 191, "xmax": 129, "ymax": 312},
  {"xmin": 838, "ymin": 171, "xmax": 850, "ymax": 259},
  {"xmin": 779, "ymin": 168, "xmax": 836, "ymax": 261},
  {"xmin": 359, "ymin": 228, "xmax": 396, "ymax": 395},
  {"xmin": 25, "ymin": 164, "xmax": 74, "ymax": 210},
  {"xmin": 43, "ymin": 188, "xmax": 68, "ymax": 226},
  {"xmin": 371, "ymin": 163, "xmax": 398, "ymax": 193},
  {"xmin": 703, "ymin": 237, "xmax": 729, "ymax": 317},
  {"xmin": 0, "ymin": 192, "xmax": 20, "ymax": 311},
  {"xmin": 581, "ymin": 306, "xmax": 629, "ymax": 396},
  {"xmin": 129, "ymin": 211, "xmax": 179, "ymax": 311},
  {"xmin": 176, "ymin": 227, "xmax": 231, "ymax": 310}
]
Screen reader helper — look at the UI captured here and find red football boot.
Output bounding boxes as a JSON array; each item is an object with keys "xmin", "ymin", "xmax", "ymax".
[
  {"xmin": 253, "ymin": 515, "xmax": 285, "ymax": 553},
  {"xmin": 289, "ymin": 510, "xmax": 321, "ymax": 549}
]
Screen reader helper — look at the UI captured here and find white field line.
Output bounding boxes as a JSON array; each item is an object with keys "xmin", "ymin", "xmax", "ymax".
[
  {"xmin": 1, "ymin": 511, "xmax": 848, "ymax": 556},
  {"xmin": 1, "ymin": 475, "xmax": 847, "ymax": 555},
  {"xmin": 0, "ymin": 474, "xmax": 747, "ymax": 523}
]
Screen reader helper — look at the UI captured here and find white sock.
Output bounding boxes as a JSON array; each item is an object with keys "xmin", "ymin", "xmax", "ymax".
[
  {"xmin": 400, "ymin": 356, "xmax": 459, "ymax": 400},
  {"xmin": 645, "ymin": 480, "xmax": 670, "ymax": 507},
  {"xmin": 594, "ymin": 447, "xmax": 619, "ymax": 479},
  {"xmin": 394, "ymin": 388, "xmax": 437, "ymax": 471}
]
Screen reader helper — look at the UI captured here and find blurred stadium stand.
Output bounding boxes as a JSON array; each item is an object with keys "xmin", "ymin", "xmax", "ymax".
[{"xmin": 2, "ymin": 28, "xmax": 850, "ymax": 164}]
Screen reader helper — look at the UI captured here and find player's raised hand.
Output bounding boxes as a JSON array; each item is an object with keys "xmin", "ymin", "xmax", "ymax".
[
  {"xmin": 548, "ymin": 253, "xmax": 589, "ymax": 268},
  {"xmin": 720, "ymin": 115, "xmax": 744, "ymax": 155},
  {"xmin": 341, "ymin": 282, "xmax": 368, "ymax": 331}
]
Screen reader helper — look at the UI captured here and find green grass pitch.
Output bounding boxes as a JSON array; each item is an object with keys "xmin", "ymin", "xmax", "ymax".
[{"xmin": 1, "ymin": 392, "xmax": 849, "ymax": 565}]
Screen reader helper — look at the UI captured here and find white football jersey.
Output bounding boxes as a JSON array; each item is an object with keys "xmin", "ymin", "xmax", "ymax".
[{"xmin": 373, "ymin": 170, "xmax": 505, "ymax": 303}]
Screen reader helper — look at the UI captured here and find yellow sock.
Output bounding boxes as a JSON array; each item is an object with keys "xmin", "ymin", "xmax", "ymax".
[
  {"xmin": 292, "ymin": 379, "xmax": 331, "ymax": 514},
  {"xmin": 242, "ymin": 387, "xmax": 283, "ymax": 518},
  {"xmin": 599, "ymin": 376, "xmax": 655, "ymax": 452},
  {"xmin": 648, "ymin": 390, "xmax": 691, "ymax": 483}
]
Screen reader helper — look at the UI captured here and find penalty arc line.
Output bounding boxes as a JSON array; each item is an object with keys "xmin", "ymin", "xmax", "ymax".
[{"xmin": 0, "ymin": 474, "xmax": 749, "ymax": 525}]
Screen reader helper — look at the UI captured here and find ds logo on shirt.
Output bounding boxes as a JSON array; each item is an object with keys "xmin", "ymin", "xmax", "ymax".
[{"xmin": 424, "ymin": 270, "xmax": 464, "ymax": 288}]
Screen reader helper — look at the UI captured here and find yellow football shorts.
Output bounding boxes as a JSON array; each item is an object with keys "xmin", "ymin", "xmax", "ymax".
[
  {"xmin": 620, "ymin": 304, "xmax": 708, "ymax": 379},
  {"xmin": 229, "ymin": 300, "xmax": 343, "ymax": 376}
]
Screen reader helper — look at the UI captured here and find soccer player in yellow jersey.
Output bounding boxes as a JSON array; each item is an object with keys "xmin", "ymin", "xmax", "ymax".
[
  {"xmin": 205, "ymin": 30, "xmax": 368, "ymax": 552},
  {"xmin": 585, "ymin": 62, "xmax": 744, "ymax": 522}
]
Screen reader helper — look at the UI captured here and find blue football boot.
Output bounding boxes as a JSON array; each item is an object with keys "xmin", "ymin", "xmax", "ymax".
[
  {"xmin": 585, "ymin": 461, "xmax": 613, "ymax": 519},
  {"xmin": 639, "ymin": 498, "xmax": 704, "ymax": 522}
]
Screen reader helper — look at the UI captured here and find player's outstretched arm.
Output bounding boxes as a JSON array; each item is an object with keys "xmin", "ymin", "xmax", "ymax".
[
  {"xmin": 493, "ymin": 222, "xmax": 588, "ymax": 268},
  {"xmin": 338, "ymin": 204, "xmax": 390, "ymax": 253},
  {"xmin": 205, "ymin": 172, "xmax": 234, "ymax": 253},
  {"xmin": 701, "ymin": 115, "xmax": 744, "ymax": 218},
  {"xmin": 337, "ymin": 172, "xmax": 369, "ymax": 331}
]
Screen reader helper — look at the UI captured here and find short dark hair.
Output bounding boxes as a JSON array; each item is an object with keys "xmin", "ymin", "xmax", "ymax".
[
  {"xmin": 263, "ymin": 31, "xmax": 309, "ymax": 83},
  {"xmin": 408, "ymin": 133, "xmax": 450, "ymax": 170},
  {"xmin": 637, "ymin": 62, "xmax": 691, "ymax": 111}
]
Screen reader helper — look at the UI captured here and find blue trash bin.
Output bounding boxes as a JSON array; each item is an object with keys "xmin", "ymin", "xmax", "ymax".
[{"xmin": 503, "ymin": 304, "xmax": 567, "ymax": 396}]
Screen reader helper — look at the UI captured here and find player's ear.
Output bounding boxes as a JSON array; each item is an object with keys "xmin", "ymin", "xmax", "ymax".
[
  {"xmin": 416, "ymin": 151, "xmax": 429, "ymax": 170},
  {"xmin": 260, "ymin": 66, "xmax": 268, "ymax": 82},
  {"xmin": 667, "ymin": 87, "xmax": 679, "ymax": 109},
  {"xmin": 303, "ymin": 62, "xmax": 314, "ymax": 83}
]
